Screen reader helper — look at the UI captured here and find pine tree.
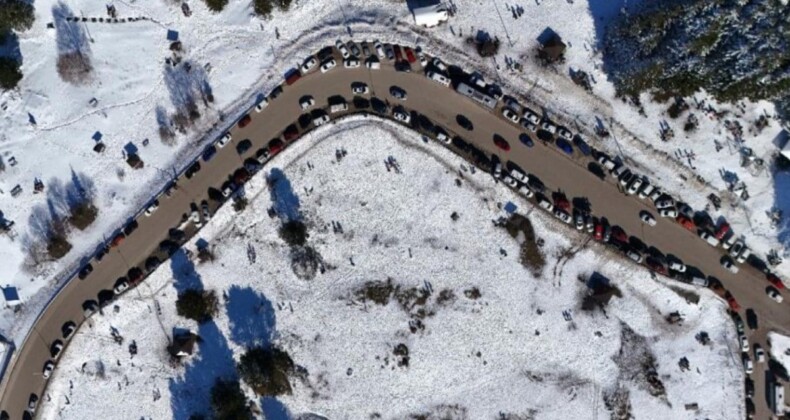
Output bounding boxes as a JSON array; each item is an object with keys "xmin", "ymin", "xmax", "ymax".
[
  {"xmin": 0, "ymin": 0, "xmax": 35, "ymax": 33},
  {"xmin": 0, "ymin": 57, "xmax": 22, "ymax": 90}
]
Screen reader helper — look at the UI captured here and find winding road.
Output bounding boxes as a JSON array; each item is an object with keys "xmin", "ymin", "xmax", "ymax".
[{"xmin": 1, "ymin": 44, "xmax": 787, "ymax": 419}]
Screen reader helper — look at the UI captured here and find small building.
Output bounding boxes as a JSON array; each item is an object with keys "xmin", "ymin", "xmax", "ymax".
[
  {"xmin": 778, "ymin": 129, "xmax": 790, "ymax": 161},
  {"xmin": 538, "ymin": 32, "xmax": 566, "ymax": 63},
  {"xmin": 412, "ymin": 4, "xmax": 449, "ymax": 28},
  {"xmin": 2, "ymin": 287, "xmax": 21, "ymax": 307},
  {"xmin": 168, "ymin": 330, "xmax": 199, "ymax": 357}
]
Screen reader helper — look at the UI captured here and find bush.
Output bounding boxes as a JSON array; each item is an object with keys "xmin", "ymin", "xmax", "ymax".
[
  {"xmin": 204, "ymin": 0, "xmax": 228, "ymax": 12},
  {"xmin": 211, "ymin": 378, "xmax": 251, "ymax": 420},
  {"xmin": 47, "ymin": 234, "xmax": 72, "ymax": 259},
  {"xmin": 238, "ymin": 346, "xmax": 294, "ymax": 397},
  {"xmin": 279, "ymin": 220, "xmax": 307, "ymax": 246},
  {"xmin": 0, "ymin": 0, "xmax": 35, "ymax": 32},
  {"xmin": 232, "ymin": 197, "xmax": 248, "ymax": 212},
  {"xmin": 274, "ymin": 0, "xmax": 291, "ymax": 11},
  {"xmin": 57, "ymin": 52, "xmax": 93, "ymax": 85},
  {"xmin": 0, "ymin": 56, "xmax": 22, "ymax": 90},
  {"xmin": 176, "ymin": 289, "xmax": 218, "ymax": 323},
  {"xmin": 477, "ymin": 37, "xmax": 500, "ymax": 58}
]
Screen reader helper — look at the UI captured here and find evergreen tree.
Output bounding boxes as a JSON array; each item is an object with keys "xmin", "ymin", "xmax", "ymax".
[
  {"xmin": 238, "ymin": 346, "xmax": 294, "ymax": 397},
  {"xmin": 0, "ymin": 0, "xmax": 35, "ymax": 33},
  {"xmin": 0, "ymin": 56, "xmax": 22, "ymax": 89},
  {"xmin": 211, "ymin": 378, "xmax": 251, "ymax": 420}
]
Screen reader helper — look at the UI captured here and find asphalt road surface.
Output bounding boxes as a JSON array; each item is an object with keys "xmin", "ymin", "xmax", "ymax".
[{"xmin": 1, "ymin": 46, "xmax": 787, "ymax": 419}]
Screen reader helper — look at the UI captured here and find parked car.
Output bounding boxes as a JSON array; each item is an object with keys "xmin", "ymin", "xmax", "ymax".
[
  {"xmin": 699, "ymin": 230, "xmax": 721, "ymax": 247},
  {"xmin": 509, "ymin": 169, "xmax": 528, "ymax": 184},
  {"xmin": 255, "ymin": 98, "xmax": 269, "ymax": 112},
  {"xmin": 62, "ymin": 321, "xmax": 76, "ymax": 339},
  {"xmin": 746, "ymin": 308, "xmax": 759, "ymax": 330},
  {"xmin": 626, "ymin": 177, "xmax": 643, "ymax": 195},
  {"xmin": 301, "ymin": 56, "xmax": 318, "ymax": 72},
  {"xmin": 335, "ymin": 39, "xmax": 350, "ymax": 58},
  {"xmin": 493, "ymin": 135, "xmax": 510, "ymax": 151},
  {"xmin": 201, "ymin": 200, "xmax": 211, "ymax": 221},
  {"xmin": 320, "ymin": 58, "xmax": 337, "ymax": 73},
  {"xmin": 639, "ymin": 211, "xmax": 656, "ymax": 226},
  {"xmin": 144, "ymin": 200, "xmax": 160, "ymax": 216},
  {"xmin": 427, "ymin": 71, "xmax": 451, "ymax": 87},
  {"xmin": 721, "ymin": 256, "xmax": 739, "ymax": 273},
  {"xmin": 431, "ymin": 57, "xmax": 448, "ymax": 72},
  {"xmin": 78, "ymin": 264, "xmax": 94, "ymax": 280},
  {"xmin": 344, "ymin": 57, "xmax": 360, "ymax": 68},
  {"xmin": 236, "ymin": 139, "xmax": 253, "ymax": 156},
  {"xmin": 626, "ymin": 249, "xmax": 643, "ymax": 263},
  {"xmin": 42, "ymin": 361, "xmax": 55, "ymax": 379},
  {"xmin": 502, "ymin": 108, "xmax": 520, "ymax": 123},
  {"xmin": 519, "ymin": 133, "xmax": 535, "ymax": 148},
  {"xmin": 767, "ymin": 286, "xmax": 784, "ymax": 303},
  {"xmin": 767, "ymin": 273, "xmax": 785, "ymax": 290},
  {"xmin": 28, "ymin": 394, "xmax": 39, "ymax": 414},
  {"xmin": 638, "ymin": 183, "xmax": 654, "ymax": 200},
  {"xmin": 740, "ymin": 335, "xmax": 750, "ymax": 352},
  {"xmin": 743, "ymin": 353, "xmax": 754, "ymax": 375},
  {"xmin": 519, "ymin": 185, "xmax": 534, "ymax": 198},
  {"xmin": 351, "ymin": 82, "xmax": 369, "ymax": 95},
  {"xmin": 554, "ymin": 209, "xmax": 572, "ymax": 224},
  {"xmin": 668, "ymin": 260, "xmax": 686, "ymax": 273},
  {"xmin": 537, "ymin": 196, "xmax": 554, "ymax": 212},
  {"xmin": 185, "ymin": 161, "xmax": 201, "ymax": 179},
  {"xmin": 393, "ymin": 108, "xmax": 411, "ymax": 124},
  {"xmin": 754, "ymin": 345, "xmax": 766, "ymax": 363},
  {"xmin": 238, "ymin": 114, "xmax": 252, "ymax": 128},
  {"xmin": 726, "ymin": 292, "xmax": 740, "ymax": 311},
  {"xmin": 50, "ymin": 340, "xmax": 64, "ymax": 359},
  {"xmin": 113, "ymin": 278, "xmax": 129, "ymax": 294},
  {"xmin": 736, "ymin": 247, "xmax": 751, "ymax": 264},
  {"xmin": 555, "ymin": 138, "xmax": 573, "ymax": 155},
  {"xmin": 658, "ymin": 207, "xmax": 678, "ymax": 218},
  {"xmin": 390, "ymin": 86, "xmax": 407, "ymax": 100},
  {"xmin": 745, "ymin": 377, "xmax": 754, "ymax": 398},
  {"xmin": 456, "ymin": 114, "xmax": 473, "ymax": 131}
]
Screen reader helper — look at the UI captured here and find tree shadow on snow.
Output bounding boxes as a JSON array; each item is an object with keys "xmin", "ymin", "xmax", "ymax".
[
  {"xmin": 261, "ymin": 397, "xmax": 291, "ymax": 420},
  {"xmin": 163, "ymin": 60, "xmax": 213, "ymax": 119},
  {"xmin": 226, "ymin": 285, "xmax": 276, "ymax": 348},
  {"xmin": 585, "ymin": 0, "xmax": 647, "ymax": 50},
  {"xmin": 168, "ymin": 250, "xmax": 237, "ymax": 419},
  {"xmin": 268, "ymin": 168, "xmax": 301, "ymax": 222}
]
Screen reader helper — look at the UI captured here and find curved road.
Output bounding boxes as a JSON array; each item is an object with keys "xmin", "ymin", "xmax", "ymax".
[{"xmin": 1, "ymin": 45, "xmax": 787, "ymax": 419}]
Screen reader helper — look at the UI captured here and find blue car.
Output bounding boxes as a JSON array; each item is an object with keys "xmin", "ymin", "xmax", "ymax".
[
  {"xmin": 573, "ymin": 135, "xmax": 592, "ymax": 156},
  {"xmin": 519, "ymin": 133, "xmax": 535, "ymax": 148},
  {"xmin": 556, "ymin": 138, "xmax": 574, "ymax": 155},
  {"xmin": 202, "ymin": 145, "xmax": 217, "ymax": 162}
]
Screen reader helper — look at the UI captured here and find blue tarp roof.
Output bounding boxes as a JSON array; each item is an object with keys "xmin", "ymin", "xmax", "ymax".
[
  {"xmin": 504, "ymin": 201, "xmax": 517, "ymax": 214},
  {"xmin": 2, "ymin": 287, "xmax": 20, "ymax": 304}
]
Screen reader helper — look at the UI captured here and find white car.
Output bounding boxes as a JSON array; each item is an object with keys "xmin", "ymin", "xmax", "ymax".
[
  {"xmin": 699, "ymin": 230, "xmax": 721, "ymax": 247},
  {"xmin": 417, "ymin": 50, "xmax": 428, "ymax": 67},
  {"xmin": 554, "ymin": 209, "xmax": 572, "ymax": 224},
  {"xmin": 313, "ymin": 115, "xmax": 330, "ymax": 126},
  {"xmin": 190, "ymin": 208, "xmax": 202, "ymax": 228},
  {"xmin": 574, "ymin": 213, "xmax": 584, "ymax": 230},
  {"xmin": 255, "ymin": 98, "xmax": 269, "ymax": 112},
  {"xmin": 51, "ymin": 342, "xmax": 64, "ymax": 360},
  {"xmin": 626, "ymin": 177, "xmax": 643, "ymax": 195},
  {"xmin": 427, "ymin": 71, "xmax": 451, "ymax": 87},
  {"xmin": 743, "ymin": 356, "xmax": 754, "ymax": 375},
  {"xmin": 145, "ymin": 200, "xmax": 159, "ymax": 216},
  {"xmin": 320, "ymin": 58, "xmax": 337, "ymax": 73},
  {"xmin": 344, "ymin": 57, "xmax": 360, "ymax": 68},
  {"xmin": 557, "ymin": 127, "xmax": 573, "ymax": 140},
  {"xmin": 519, "ymin": 185, "xmax": 534, "ymax": 198},
  {"xmin": 504, "ymin": 97, "xmax": 521, "ymax": 113},
  {"xmin": 722, "ymin": 234, "xmax": 737, "ymax": 250},
  {"xmin": 740, "ymin": 335, "xmax": 750, "ymax": 352},
  {"xmin": 493, "ymin": 163, "xmax": 502, "ymax": 178},
  {"xmin": 502, "ymin": 176, "xmax": 519, "ymax": 188},
  {"xmin": 374, "ymin": 40, "xmax": 385, "ymax": 59},
  {"xmin": 502, "ymin": 108, "xmax": 520, "ymax": 123},
  {"xmin": 114, "ymin": 280, "xmax": 129, "ymax": 294},
  {"xmin": 335, "ymin": 39, "xmax": 350, "ymax": 58},
  {"xmin": 509, "ymin": 169, "xmax": 528, "ymax": 184},
  {"xmin": 721, "ymin": 256, "xmax": 739, "ymax": 273},
  {"xmin": 767, "ymin": 287, "xmax": 784, "ymax": 303},
  {"xmin": 540, "ymin": 121, "xmax": 557, "ymax": 134},
  {"xmin": 538, "ymin": 198, "xmax": 553, "ymax": 212},
  {"xmin": 366, "ymin": 59, "xmax": 381, "ymax": 70},
  {"xmin": 626, "ymin": 250, "xmax": 643, "ymax": 263},
  {"xmin": 736, "ymin": 247, "xmax": 751, "ymax": 264},
  {"xmin": 596, "ymin": 155, "xmax": 616, "ymax": 171},
  {"xmin": 218, "ymin": 133, "xmax": 232, "ymax": 147},
  {"xmin": 658, "ymin": 207, "xmax": 678, "ymax": 218},
  {"xmin": 299, "ymin": 96, "xmax": 315, "ymax": 110},
  {"xmin": 393, "ymin": 109, "xmax": 411, "ymax": 124},
  {"xmin": 754, "ymin": 345, "xmax": 766, "ymax": 363},
  {"xmin": 648, "ymin": 188, "xmax": 663, "ymax": 202},
  {"xmin": 729, "ymin": 241, "xmax": 745, "ymax": 258},
  {"xmin": 42, "ymin": 361, "xmax": 55, "ymax": 379},
  {"xmin": 301, "ymin": 56, "xmax": 318, "ymax": 72},
  {"xmin": 432, "ymin": 57, "xmax": 448, "ymax": 72},
  {"xmin": 639, "ymin": 210, "xmax": 656, "ymax": 226},
  {"xmin": 638, "ymin": 184, "xmax": 654, "ymax": 199},
  {"xmin": 524, "ymin": 110, "xmax": 540, "ymax": 125},
  {"xmin": 655, "ymin": 197, "xmax": 675, "ymax": 209},
  {"xmin": 352, "ymin": 83, "xmax": 369, "ymax": 95},
  {"xmin": 668, "ymin": 261, "xmax": 686, "ymax": 272}
]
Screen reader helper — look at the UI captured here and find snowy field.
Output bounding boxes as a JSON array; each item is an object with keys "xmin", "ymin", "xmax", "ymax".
[
  {"xmin": 769, "ymin": 332, "xmax": 790, "ymax": 372},
  {"xmin": 1, "ymin": 0, "xmax": 789, "ymax": 349},
  {"xmin": 38, "ymin": 121, "xmax": 744, "ymax": 419}
]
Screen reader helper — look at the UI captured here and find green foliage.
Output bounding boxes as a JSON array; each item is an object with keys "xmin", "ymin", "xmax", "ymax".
[
  {"xmin": 0, "ymin": 0, "xmax": 35, "ymax": 33},
  {"xmin": 238, "ymin": 346, "xmax": 295, "ymax": 397},
  {"xmin": 603, "ymin": 0, "xmax": 790, "ymax": 119},
  {"xmin": 275, "ymin": 0, "xmax": 291, "ymax": 11},
  {"xmin": 279, "ymin": 220, "xmax": 307, "ymax": 246},
  {"xmin": 253, "ymin": 0, "xmax": 273, "ymax": 16},
  {"xmin": 176, "ymin": 289, "xmax": 218, "ymax": 323},
  {"xmin": 203, "ymin": 0, "xmax": 228, "ymax": 12},
  {"xmin": 210, "ymin": 378, "xmax": 251, "ymax": 420},
  {"xmin": 0, "ymin": 56, "xmax": 22, "ymax": 90}
]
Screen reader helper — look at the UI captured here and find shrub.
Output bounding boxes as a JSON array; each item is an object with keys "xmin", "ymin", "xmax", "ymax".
[
  {"xmin": 47, "ymin": 234, "xmax": 72, "ymax": 259},
  {"xmin": 232, "ymin": 197, "xmax": 248, "ymax": 212},
  {"xmin": 204, "ymin": 0, "xmax": 228, "ymax": 12},
  {"xmin": 57, "ymin": 52, "xmax": 93, "ymax": 85},
  {"xmin": 211, "ymin": 378, "xmax": 251, "ymax": 420},
  {"xmin": 238, "ymin": 346, "xmax": 295, "ymax": 397},
  {"xmin": 0, "ymin": 56, "xmax": 22, "ymax": 90},
  {"xmin": 176, "ymin": 289, "xmax": 218, "ymax": 323},
  {"xmin": 477, "ymin": 37, "xmax": 500, "ymax": 58},
  {"xmin": 279, "ymin": 220, "xmax": 307, "ymax": 246},
  {"xmin": 0, "ymin": 0, "xmax": 35, "ymax": 32}
]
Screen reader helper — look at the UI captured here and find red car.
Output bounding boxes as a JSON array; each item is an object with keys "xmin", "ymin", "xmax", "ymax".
[
  {"xmin": 111, "ymin": 233, "xmax": 125, "ymax": 248},
  {"xmin": 714, "ymin": 222, "xmax": 731, "ymax": 240},
  {"xmin": 767, "ymin": 273, "xmax": 785, "ymax": 290},
  {"xmin": 268, "ymin": 138, "xmax": 284, "ymax": 155},
  {"xmin": 725, "ymin": 291, "xmax": 740, "ymax": 311},
  {"xmin": 593, "ymin": 224, "xmax": 604, "ymax": 241},
  {"xmin": 404, "ymin": 47, "xmax": 416, "ymax": 63},
  {"xmin": 393, "ymin": 45, "xmax": 404, "ymax": 62},
  {"xmin": 646, "ymin": 258, "xmax": 668, "ymax": 275},
  {"xmin": 285, "ymin": 71, "xmax": 301, "ymax": 86},
  {"xmin": 238, "ymin": 114, "xmax": 252, "ymax": 128},
  {"xmin": 493, "ymin": 135, "xmax": 510, "ymax": 151},
  {"xmin": 611, "ymin": 226, "xmax": 628, "ymax": 244},
  {"xmin": 676, "ymin": 214, "xmax": 695, "ymax": 231},
  {"xmin": 233, "ymin": 168, "xmax": 251, "ymax": 184},
  {"xmin": 283, "ymin": 124, "xmax": 299, "ymax": 142}
]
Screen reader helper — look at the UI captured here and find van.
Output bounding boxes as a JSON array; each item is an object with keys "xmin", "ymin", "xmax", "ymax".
[
  {"xmin": 366, "ymin": 60, "xmax": 380, "ymax": 70},
  {"xmin": 700, "ymin": 230, "xmax": 720, "ymax": 247},
  {"xmin": 330, "ymin": 103, "xmax": 348, "ymax": 114},
  {"xmin": 691, "ymin": 276, "xmax": 709, "ymax": 287},
  {"xmin": 427, "ymin": 71, "xmax": 451, "ymax": 87}
]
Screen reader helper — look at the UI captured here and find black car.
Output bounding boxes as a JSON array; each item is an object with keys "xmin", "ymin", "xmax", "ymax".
[
  {"xmin": 159, "ymin": 240, "xmax": 179, "ymax": 255},
  {"xmin": 317, "ymin": 46, "xmax": 334, "ymax": 61},
  {"xmin": 587, "ymin": 162, "xmax": 606, "ymax": 180},
  {"xmin": 202, "ymin": 145, "xmax": 217, "ymax": 162},
  {"xmin": 269, "ymin": 85, "xmax": 283, "ymax": 99},
  {"xmin": 451, "ymin": 136, "xmax": 470, "ymax": 153},
  {"xmin": 745, "ymin": 377, "xmax": 754, "ymax": 398},
  {"xmin": 185, "ymin": 161, "xmax": 201, "ymax": 179},
  {"xmin": 456, "ymin": 114, "xmax": 473, "ymax": 131},
  {"xmin": 370, "ymin": 97, "xmax": 388, "ymax": 114},
  {"xmin": 746, "ymin": 308, "xmax": 758, "ymax": 330},
  {"xmin": 353, "ymin": 96, "xmax": 370, "ymax": 110},
  {"xmin": 236, "ymin": 139, "xmax": 253, "ymax": 156},
  {"xmin": 97, "ymin": 289, "xmax": 115, "ymax": 307},
  {"xmin": 95, "ymin": 245, "xmax": 109, "ymax": 263},
  {"xmin": 78, "ymin": 263, "xmax": 93, "ymax": 280},
  {"xmin": 145, "ymin": 256, "xmax": 161, "ymax": 272},
  {"xmin": 745, "ymin": 398, "xmax": 755, "ymax": 417},
  {"xmin": 168, "ymin": 228, "xmax": 186, "ymax": 242},
  {"xmin": 123, "ymin": 220, "xmax": 139, "ymax": 236},
  {"xmin": 389, "ymin": 86, "xmax": 407, "ymax": 100}
]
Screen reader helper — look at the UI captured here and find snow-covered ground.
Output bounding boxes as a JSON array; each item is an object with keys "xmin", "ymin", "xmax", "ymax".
[
  {"xmin": 769, "ymin": 332, "xmax": 790, "ymax": 372},
  {"xmin": 1, "ymin": 0, "xmax": 786, "ymax": 394},
  {"xmin": 38, "ymin": 121, "xmax": 743, "ymax": 419}
]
